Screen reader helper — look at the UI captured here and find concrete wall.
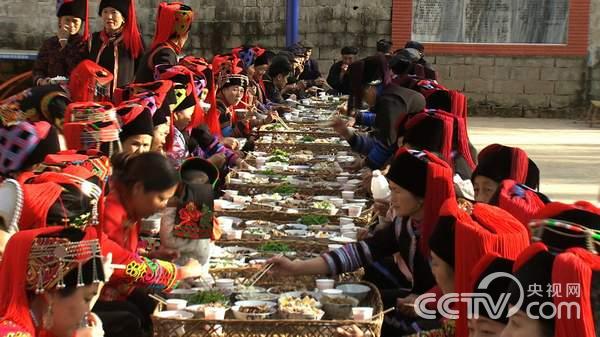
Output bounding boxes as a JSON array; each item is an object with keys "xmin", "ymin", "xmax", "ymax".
[
  {"xmin": 0, "ymin": 0, "xmax": 598, "ymax": 116},
  {"xmin": 433, "ymin": 56, "xmax": 588, "ymax": 117},
  {"xmin": 0, "ymin": 0, "xmax": 390, "ymax": 74}
]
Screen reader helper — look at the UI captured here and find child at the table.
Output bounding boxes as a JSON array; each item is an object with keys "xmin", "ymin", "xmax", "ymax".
[{"xmin": 160, "ymin": 158, "xmax": 221, "ymax": 273}]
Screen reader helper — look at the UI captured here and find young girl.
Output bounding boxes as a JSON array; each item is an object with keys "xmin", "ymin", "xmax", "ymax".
[{"xmin": 160, "ymin": 158, "xmax": 220, "ymax": 273}]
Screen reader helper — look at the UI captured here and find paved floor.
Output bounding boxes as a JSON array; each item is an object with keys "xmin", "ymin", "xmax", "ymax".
[{"xmin": 468, "ymin": 117, "xmax": 600, "ymax": 203}]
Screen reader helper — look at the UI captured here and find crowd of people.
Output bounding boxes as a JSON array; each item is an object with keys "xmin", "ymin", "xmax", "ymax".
[{"xmin": 0, "ymin": 1, "xmax": 598, "ymax": 337}]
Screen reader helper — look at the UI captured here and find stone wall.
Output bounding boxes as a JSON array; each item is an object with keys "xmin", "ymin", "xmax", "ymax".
[
  {"xmin": 0, "ymin": 0, "xmax": 391, "ymax": 75},
  {"xmin": 0, "ymin": 0, "xmax": 598, "ymax": 116},
  {"xmin": 432, "ymin": 55, "xmax": 588, "ymax": 117}
]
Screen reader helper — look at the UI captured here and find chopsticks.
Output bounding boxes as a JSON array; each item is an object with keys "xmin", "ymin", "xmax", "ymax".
[
  {"xmin": 244, "ymin": 254, "xmax": 282, "ymax": 287},
  {"xmin": 371, "ymin": 307, "xmax": 395, "ymax": 321},
  {"xmin": 110, "ymin": 264, "xmax": 126, "ymax": 270},
  {"xmin": 274, "ymin": 115, "xmax": 291, "ymax": 130},
  {"xmin": 148, "ymin": 294, "xmax": 168, "ymax": 305}
]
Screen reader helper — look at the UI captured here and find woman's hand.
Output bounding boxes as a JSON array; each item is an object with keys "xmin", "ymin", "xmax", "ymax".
[
  {"xmin": 373, "ymin": 200, "xmax": 390, "ymax": 218},
  {"xmin": 179, "ymin": 258, "xmax": 204, "ymax": 279},
  {"xmin": 396, "ymin": 294, "xmax": 419, "ymax": 317},
  {"xmin": 222, "ymin": 137, "xmax": 240, "ymax": 151},
  {"xmin": 265, "ymin": 255, "xmax": 298, "ymax": 276},
  {"xmin": 76, "ymin": 313, "xmax": 104, "ymax": 337},
  {"xmin": 331, "ymin": 118, "xmax": 352, "ymax": 140}
]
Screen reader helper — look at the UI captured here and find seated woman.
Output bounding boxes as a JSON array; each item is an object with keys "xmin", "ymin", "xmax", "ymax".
[
  {"xmin": 472, "ymin": 144, "xmax": 549, "ymax": 225},
  {"xmin": 0, "ymin": 121, "xmax": 61, "ymax": 179},
  {"xmin": 332, "ymin": 55, "xmax": 426, "ymax": 170},
  {"xmin": 503, "ymin": 243, "xmax": 599, "ymax": 337},
  {"xmin": 399, "ymin": 110, "xmax": 477, "ymax": 179},
  {"xmin": 88, "ymin": 0, "xmax": 144, "ymax": 90},
  {"xmin": 467, "ymin": 255, "xmax": 517, "ymax": 337},
  {"xmin": 115, "ymin": 101, "xmax": 154, "ymax": 155},
  {"xmin": 0, "ymin": 226, "xmax": 106, "ymax": 337},
  {"xmin": 269, "ymin": 149, "xmax": 455, "ymax": 325},
  {"xmin": 33, "ymin": 0, "xmax": 89, "ymax": 86},
  {"xmin": 422, "ymin": 201, "xmax": 530, "ymax": 336},
  {"xmin": 15, "ymin": 163, "xmax": 205, "ymax": 337}
]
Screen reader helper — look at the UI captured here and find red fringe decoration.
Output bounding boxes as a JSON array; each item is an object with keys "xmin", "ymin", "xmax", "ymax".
[
  {"xmin": 552, "ymin": 249, "xmax": 599, "ymax": 337},
  {"xmin": 510, "ymin": 146, "xmax": 529, "ymax": 185},
  {"xmin": 453, "ymin": 203, "xmax": 530, "ymax": 336},
  {"xmin": 68, "ymin": 60, "xmax": 113, "ymax": 103},
  {"xmin": 419, "ymin": 150, "xmax": 455, "ymax": 256},
  {"xmin": 497, "ymin": 179, "xmax": 545, "ymax": 228},
  {"xmin": 122, "ymin": 0, "xmax": 143, "ymax": 58}
]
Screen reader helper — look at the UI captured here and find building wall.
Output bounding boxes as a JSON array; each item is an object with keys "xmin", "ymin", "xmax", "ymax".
[{"xmin": 0, "ymin": 0, "xmax": 598, "ymax": 116}]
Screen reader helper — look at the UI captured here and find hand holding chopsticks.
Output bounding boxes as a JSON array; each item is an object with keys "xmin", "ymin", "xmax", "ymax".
[
  {"xmin": 370, "ymin": 307, "xmax": 395, "ymax": 321},
  {"xmin": 245, "ymin": 254, "xmax": 283, "ymax": 287}
]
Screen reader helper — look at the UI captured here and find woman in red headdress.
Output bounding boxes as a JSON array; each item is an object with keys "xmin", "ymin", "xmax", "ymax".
[
  {"xmin": 0, "ymin": 226, "xmax": 106, "ymax": 337},
  {"xmin": 88, "ymin": 0, "xmax": 144, "ymax": 90},
  {"xmin": 134, "ymin": 2, "xmax": 194, "ymax": 84}
]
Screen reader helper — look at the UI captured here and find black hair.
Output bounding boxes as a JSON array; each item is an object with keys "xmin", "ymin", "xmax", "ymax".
[
  {"xmin": 405, "ymin": 40, "xmax": 425, "ymax": 52},
  {"xmin": 341, "ymin": 46, "xmax": 359, "ymax": 55},
  {"xmin": 182, "ymin": 171, "xmax": 209, "ymax": 184},
  {"xmin": 111, "ymin": 152, "xmax": 179, "ymax": 192},
  {"xmin": 376, "ymin": 39, "xmax": 393, "ymax": 53},
  {"xmin": 254, "ymin": 50, "xmax": 276, "ymax": 67},
  {"xmin": 268, "ymin": 55, "xmax": 293, "ymax": 78}
]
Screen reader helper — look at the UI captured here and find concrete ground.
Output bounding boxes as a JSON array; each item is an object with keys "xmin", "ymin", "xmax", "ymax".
[{"xmin": 468, "ymin": 117, "xmax": 600, "ymax": 203}]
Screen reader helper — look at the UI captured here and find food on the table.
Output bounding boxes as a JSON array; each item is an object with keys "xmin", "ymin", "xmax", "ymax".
[
  {"xmin": 300, "ymin": 215, "xmax": 329, "ymax": 226},
  {"xmin": 187, "ymin": 290, "xmax": 229, "ymax": 305},
  {"xmin": 239, "ymin": 305, "xmax": 272, "ymax": 314},
  {"xmin": 258, "ymin": 242, "xmax": 290, "ymax": 252}
]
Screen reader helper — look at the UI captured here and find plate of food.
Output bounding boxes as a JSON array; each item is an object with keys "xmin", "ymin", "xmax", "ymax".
[
  {"xmin": 329, "ymin": 236, "xmax": 357, "ymax": 244},
  {"xmin": 232, "ymin": 301, "xmax": 277, "ymax": 320},
  {"xmin": 267, "ymin": 285, "xmax": 307, "ymax": 295},
  {"xmin": 284, "ymin": 229, "xmax": 309, "ymax": 238},
  {"xmin": 244, "ymin": 220, "xmax": 278, "ymax": 228},
  {"xmin": 276, "ymin": 223, "xmax": 308, "ymax": 231},
  {"xmin": 278, "ymin": 294, "xmax": 324, "ymax": 320},
  {"xmin": 223, "ymin": 246, "xmax": 258, "ymax": 256},
  {"xmin": 235, "ymin": 292, "xmax": 279, "ymax": 302}
]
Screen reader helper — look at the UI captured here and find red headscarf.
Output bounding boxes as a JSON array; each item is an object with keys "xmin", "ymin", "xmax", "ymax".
[{"xmin": 150, "ymin": 2, "xmax": 194, "ymax": 52}]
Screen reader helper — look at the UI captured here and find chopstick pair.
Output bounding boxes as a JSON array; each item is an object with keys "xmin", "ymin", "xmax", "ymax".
[
  {"xmin": 274, "ymin": 115, "xmax": 291, "ymax": 130},
  {"xmin": 370, "ymin": 307, "xmax": 395, "ymax": 321},
  {"xmin": 245, "ymin": 254, "xmax": 282, "ymax": 287},
  {"xmin": 148, "ymin": 293, "xmax": 168, "ymax": 305}
]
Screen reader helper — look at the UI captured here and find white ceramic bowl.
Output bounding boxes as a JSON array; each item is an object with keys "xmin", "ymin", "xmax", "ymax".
[
  {"xmin": 154, "ymin": 310, "xmax": 194, "ymax": 319},
  {"xmin": 336, "ymin": 284, "xmax": 371, "ymax": 302}
]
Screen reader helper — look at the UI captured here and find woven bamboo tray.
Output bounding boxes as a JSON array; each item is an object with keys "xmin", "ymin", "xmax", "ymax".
[
  {"xmin": 223, "ymin": 183, "xmax": 366, "ymax": 197},
  {"xmin": 255, "ymin": 142, "xmax": 350, "ymax": 154},
  {"xmin": 152, "ymin": 281, "xmax": 383, "ymax": 337},
  {"xmin": 215, "ymin": 208, "xmax": 372, "ymax": 227},
  {"xmin": 217, "ymin": 239, "xmax": 330, "ymax": 253},
  {"xmin": 258, "ymin": 127, "xmax": 339, "ymax": 138}
]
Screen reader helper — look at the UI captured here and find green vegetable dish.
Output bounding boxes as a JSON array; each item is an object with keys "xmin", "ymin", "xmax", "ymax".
[
  {"xmin": 271, "ymin": 149, "xmax": 290, "ymax": 158},
  {"xmin": 300, "ymin": 215, "xmax": 329, "ymax": 225},
  {"xmin": 301, "ymin": 135, "xmax": 316, "ymax": 142},
  {"xmin": 267, "ymin": 155, "xmax": 289, "ymax": 163},
  {"xmin": 187, "ymin": 290, "xmax": 229, "ymax": 305},
  {"xmin": 273, "ymin": 183, "xmax": 296, "ymax": 194},
  {"xmin": 259, "ymin": 242, "xmax": 291, "ymax": 252}
]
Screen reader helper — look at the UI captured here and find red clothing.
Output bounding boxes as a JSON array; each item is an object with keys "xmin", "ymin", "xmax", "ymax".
[
  {"xmin": 0, "ymin": 319, "xmax": 32, "ymax": 337},
  {"xmin": 103, "ymin": 192, "xmax": 141, "ymax": 253},
  {"xmin": 93, "ymin": 226, "xmax": 180, "ymax": 301}
]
